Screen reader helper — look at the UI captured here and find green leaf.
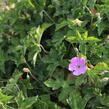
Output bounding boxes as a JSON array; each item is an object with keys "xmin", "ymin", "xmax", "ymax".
[
  {"xmin": 31, "ymin": 23, "xmax": 52, "ymax": 41},
  {"xmin": 8, "ymin": 72, "xmax": 22, "ymax": 84},
  {"xmin": 79, "ymin": 95, "xmax": 92, "ymax": 109},
  {"xmin": 55, "ymin": 20, "xmax": 67, "ymax": 31},
  {"xmin": 27, "ymin": 0, "xmax": 35, "ymax": 8},
  {"xmin": 85, "ymin": 37, "xmax": 100, "ymax": 43},
  {"xmin": 0, "ymin": 92, "xmax": 13, "ymax": 103},
  {"xmin": 32, "ymin": 44, "xmax": 41, "ymax": 66},
  {"xmin": 97, "ymin": 22, "xmax": 105, "ymax": 36},
  {"xmin": 68, "ymin": 90, "xmax": 92, "ymax": 109},
  {"xmin": 82, "ymin": 0, "xmax": 87, "ymax": 6},
  {"xmin": 102, "ymin": 0, "xmax": 109, "ymax": 3},
  {"xmin": 75, "ymin": 75, "xmax": 86, "ymax": 86},
  {"xmin": 0, "ymin": 104, "xmax": 14, "ymax": 109},
  {"xmin": 67, "ymin": 90, "xmax": 80, "ymax": 109},
  {"xmin": 88, "ymin": 0, "xmax": 96, "ymax": 9},
  {"xmin": 76, "ymin": 31, "xmax": 82, "ymax": 40},
  {"xmin": 82, "ymin": 31, "xmax": 88, "ymax": 39},
  {"xmin": 52, "ymin": 32, "xmax": 65, "ymax": 44},
  {"xmin": 44, "ymin": 79, "xmax": 63, "ymax": 90},
  {"xmin": 16, "ymin": 92, "xmax": 38, "ymax": 109},
  {"xmin": 66, "ymin": 36, "xmax": 77, "ymax": 43},
  {"xmin": 94, "ymin": 62, "xmax": 109, "ymax": 73},
  {"xmin": 59, "ymin": 87, "xmax": 73, "ymax": 101},
  {"xmin": 100, "ymin": 95, "xmax": 109, "ymax": 106}
]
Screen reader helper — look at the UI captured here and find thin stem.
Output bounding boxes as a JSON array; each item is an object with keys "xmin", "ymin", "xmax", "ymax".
[
  {"xmin": 40, "ymin": 44, "xmax": 49, "ymax": 54},
  {"xmin": 43, "ymin": 10, "xmax": 55, "ymax": 24},
  {"xmin": 15, "ymin": 83, "xmax": 21, "ymax": 92}
]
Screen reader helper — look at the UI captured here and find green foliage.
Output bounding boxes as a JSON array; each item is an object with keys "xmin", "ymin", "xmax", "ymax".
[{"xmin": 0, "ymin": 0, "xmax": 109, "ymax": 109}]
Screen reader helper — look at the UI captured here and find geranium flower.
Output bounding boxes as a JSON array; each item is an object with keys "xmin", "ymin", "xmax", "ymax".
[{"xmin": 68, "ymin": 57, "xmax": 87, "ymax": 76}]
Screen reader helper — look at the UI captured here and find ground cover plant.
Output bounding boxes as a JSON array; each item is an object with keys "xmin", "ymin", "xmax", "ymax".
[{"xmin": 1, "ymin": 0, "xmax": 109, "ymax": 109}]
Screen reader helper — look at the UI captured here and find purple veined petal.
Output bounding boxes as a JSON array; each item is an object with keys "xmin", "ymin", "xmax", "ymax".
[
  {"xmin": 72, "ymin": 66, "xmax": 87, "ymax": 76},
  {"xmin": 68, "ymin": 63, "xmax": 77, "ymax": 71},
  {"xmin": 70, "ymin": 57, "xmax": 79, "ymax": 65},
  {"xmin": 79, "ymin": 58, "xmax": 86, "ymax": 65},
  {"xmin": 79, "ymin": 66, "xmax": 87, "ymax": 74},
  {"xmin": 72, "ymin": 70, "xmax": 82, "ymax": 76}
]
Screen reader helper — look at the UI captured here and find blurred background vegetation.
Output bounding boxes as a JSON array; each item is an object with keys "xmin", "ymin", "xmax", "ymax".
[{"xmin": 0, "ymin": 0, "xmax": 109, "ymax": 109}]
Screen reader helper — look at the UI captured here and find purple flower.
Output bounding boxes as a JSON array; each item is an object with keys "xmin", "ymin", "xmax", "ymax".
[{"xmin": 68, "ymin": 57, "xmax": 87, "ymax": 76}]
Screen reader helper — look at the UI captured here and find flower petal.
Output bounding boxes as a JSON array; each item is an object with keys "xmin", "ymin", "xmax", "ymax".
[
  {"xmin": 72, "ymin": 66, "xmax": 87, "ymax": 76},
  {"xmin": 72, "ymin": 70, "xmax": 82, "ymax": 76},
  {"xmin": 70, "ymin": 57, "xmax": 79, "ymax": 65},
  {"xmin": 79, "ymin": 58, "xmax": 86, "ymax": 65},
  {"xmin": 79, "ymin": 66, "xmax": 87, "ymax": 74},
  {"xmin": 68, "ymin": 63, "xmax": 76, "ymax": 71}
]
